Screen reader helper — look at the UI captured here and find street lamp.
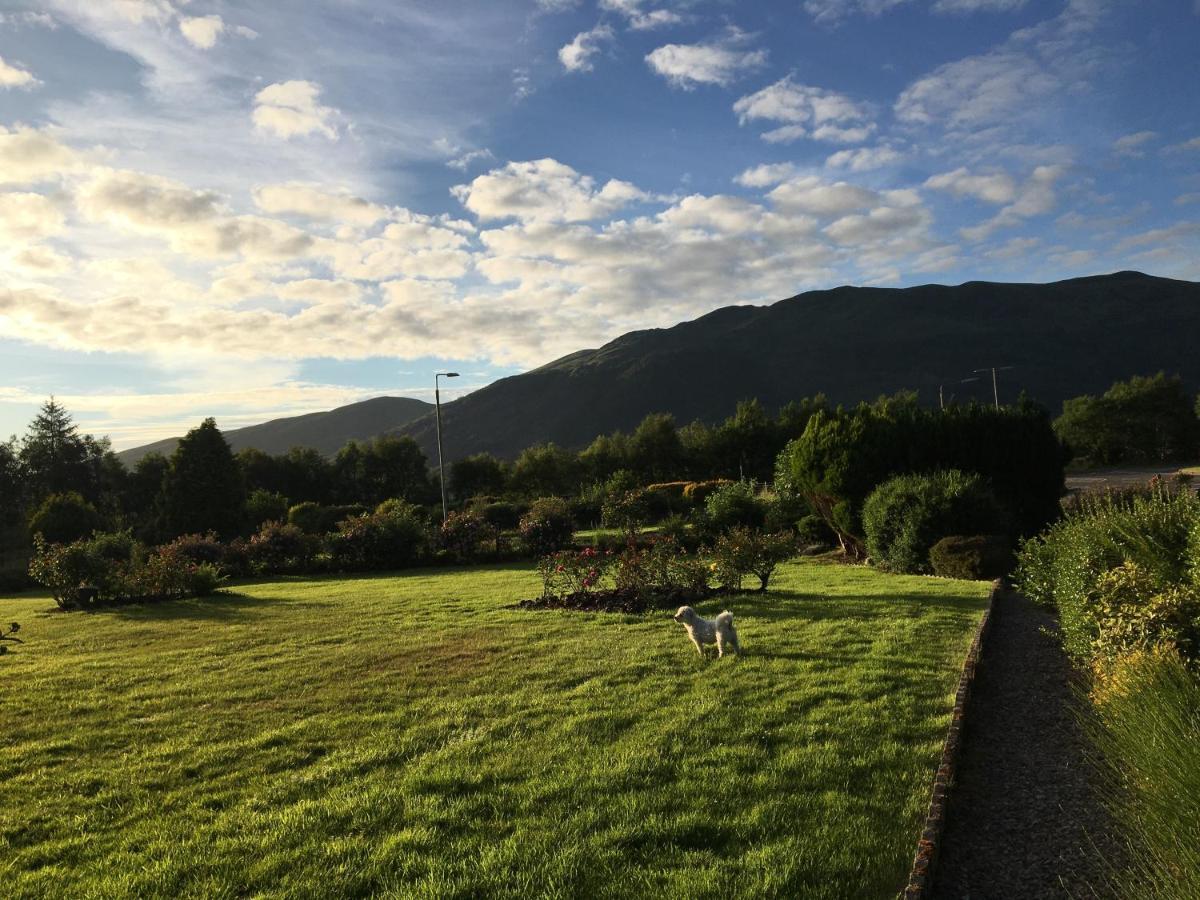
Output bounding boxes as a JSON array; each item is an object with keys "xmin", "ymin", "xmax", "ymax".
[
  {"xmin": 435, "ymin": 372, "xmax": 459, "ymax": 523},
  {"xmin": 973, "ymin": 366, "xmax": 1014, "ymax": 411}
]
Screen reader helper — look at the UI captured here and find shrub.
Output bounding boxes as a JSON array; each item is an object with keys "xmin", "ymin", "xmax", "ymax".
[
  {"xmin": 657, "ymin": 514, "xmax": 699, "ymax": 550},
  {"xmin": 1087, "ymin": 562, "xmax": 1200, "ymax": 665},
  {"xmin": 711, "ymin": 527, "xmax": 795, "ymax": 592},
  {"xmin": 245, "ymin": 489, "xmax": 289, "ymax": 532},
  {"xmin": 477, "ymin": 501, "xmax": 523, "ymax": 531},
  {"xmin": 28, "ymin": 535, "xmax": 107, "ymax": 609},
  {"xmin": 288, "ymin": 502, "xmax": 368, "ymax": 535},
  {"xmin": 601, "ymin": 489, "xmax": 652, "ymax": 535},
  {"xmin": 27, "ymin": 491, "xmax": 104, "ymax": 544},
  {"xmin": 1015, "ymin": 487, "xmax": 1200, "ymax": 664},
  {"xmin": 128, "ymin": 543, "xmax": 194, "ymax": 601},
  {"xmin": 929, "ymin": 535, "xmax": 1013, "ymax": 580},
  {"xmin": 518, "ymin": 497, "xmax": 575, "ymax": 556},
  {"xmin": 186, "ymin": 562, "xmax": 225, "ymax": 597},
  {"xmin": 538, "ymin": 546, "xmax": 613, "ymax": 598},
  {"xmin": 1088, "ymin": 648, "xmax": 1200, "ymax": 900},
  {"xmin": 247, "ymin": 520, "xmax": 317, "ymax": 574},
  {"xmin": 795, "ymin": 514, "xmax": 835, "ymax": 546},
  {"xmin": 164, "ymin": 532, "xmax": 225, "ymax": 567},
  {"xmin": 329, "ymin": 500, "xmax": 430, "ymax": 571},
  {"xmin": 682, "ymin": 480, "xmax": 732, "ymax": 508},
  {"xmin": 703, "ymin": 481, "xmax": 766, "ymax": 534},
  {"xmin": 439, "ymin": 509, "xmax": 489, "ymax": 560},
  {"xmin": 862, "ymin": 470, "xmax": 1005, "ymax": 574},
  {"xmin": 763, "ymin": 490, "xmax": 810, "ymax": 533}
]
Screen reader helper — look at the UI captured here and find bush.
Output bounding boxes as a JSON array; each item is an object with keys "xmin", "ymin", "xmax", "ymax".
[
  {"xmin": 1015, "ymin": 487, "xmax": 1200, "ymax": 664},
  {"xmin": 929, "ymin": 535, "xmax": 1013, "ymax": 580},
  {"xmin": 245, "ymin": 489, "xmax": 289, "ymax": 532},
  {"xmin": 1087, "ymin": 562, "xmax": 1200, "ymax": 665},
  {"xmin": 477, "ymin": 501, "xmax": 523, "ymax": 532},
  {"xmin": 862, "ymin": 470, "xmax": 1006, "ymax": 574},
  {"xmin": 518, "ymin": 497, "xmax": 575, "ymax": 556},
  {"xmin": 795, "ymin": 514, "xmax": 835, "ymax": 546},
  {"xmin": 703, "ymin": 481, "xmax": 766, "ymax": 534},
  {"xmin": 682, "ymin": 480, "xmax": 733, "ymax": 507},
  {"xmin": 27, "ymin": 491, "xmax": 104, "ymax": 545},
  {"xmin": 28, "ymin": 534, "xmax": 108, "ymax": 609},
  {"xmin": 711, "ymin": 527, "xmax": 795, "ymax": 591},
  {"xmin": 247, "ymin": 520, "xmax": 317, "ymax": 574},
  {"xmin": 763, "ymin": 490, "xmax": 810, "ymax": 533},
  {"xmin": 288, "ymin": 502, "xmax": 369, "ymax": 535},
  {"xmin": 439, "ymin": 509, "xmax": 489, "ymax": 560},
  {"xmin": 164, "ymin": 532, "xmax": 225, "ymax": 567},
  {"xmin": 601, "ymin": 488, "xmax": 652, "ymax": 535},
  {"xmin": 538, "ymin": 545, "xmax": 613, "ymax": 598},
  {"xmin": 329, "ymin": 500, "xmax": 430, "ymax": 571}
]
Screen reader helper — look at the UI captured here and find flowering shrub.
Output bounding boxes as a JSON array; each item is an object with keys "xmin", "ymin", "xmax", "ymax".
[
  {"xmin": 538, "ymin": 546, "xmax": 613, "ymax": 598},
  {"xmin": 329, "ymin": 500, "xmax": 430, "ymax": 571},
  {"xmin": 440, "ymin": 509, "xmax": 490, "ymax": 560},
  {"xmin": 29, "ymin": 535, "xmax": 110, "ymax": 609},
  {"xmin": 518, "ymin": 497, "xmax": 575, "ymax": 556},
  {"xmin": 601, "ymin": 489, "xmax": 652, "ymax": 535},
  {"xmin": 247, "ymin": 520, "xmax": 317, "ymax": 574},
  {"xmin": 711, "ymin": 527, "xmax": 796, "ymax": 592}
]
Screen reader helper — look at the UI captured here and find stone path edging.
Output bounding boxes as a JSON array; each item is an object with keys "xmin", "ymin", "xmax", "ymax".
[{"xmin": 902, "ymin": 577, "xmax": 1002, "ymax": 899}]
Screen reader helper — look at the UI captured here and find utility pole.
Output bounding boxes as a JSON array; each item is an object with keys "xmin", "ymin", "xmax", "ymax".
[
  {"xmin": 973, "ymin": 366, "xmax": 1013, "ymax": 411},
  {"xmin": 434, "ymin": 371, "xmax": 459, "ymax": 523}
]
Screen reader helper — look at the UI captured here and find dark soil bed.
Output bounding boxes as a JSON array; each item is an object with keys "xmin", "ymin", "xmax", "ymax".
[
  {"xmin": 931, "ymin": 589, "xmax": 1122, "ymax": 898},
  {"xmin": 517, "ymin": 585, "xmax": 716, "ymax": 614}
]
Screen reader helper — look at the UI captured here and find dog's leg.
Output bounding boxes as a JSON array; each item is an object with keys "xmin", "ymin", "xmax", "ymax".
[
  {"xmin": 690, "ymin": 635, "xmax": 705, "ymax": 657},
  {"xmin": 716, "ymin": 632, "xmax": 726, "ymax": 658}
]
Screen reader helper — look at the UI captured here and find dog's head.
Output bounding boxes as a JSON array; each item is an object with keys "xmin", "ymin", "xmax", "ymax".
[{"xmin": 673, "ymin": 606, "xmax": 696, "ymax": 623}]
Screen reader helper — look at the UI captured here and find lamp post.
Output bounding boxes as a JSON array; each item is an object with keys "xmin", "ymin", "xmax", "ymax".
[
  {"xmin": 973, "ymin": 366, "xmax": 1014, "ymax": 411},
  {"xmin": 435, "ymin": 372, "xmax": 459, "ymax": 523}
]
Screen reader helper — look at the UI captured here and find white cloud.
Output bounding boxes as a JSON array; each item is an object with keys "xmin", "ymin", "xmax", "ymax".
[
  {"xmin": 933, "ymin": 0, "xmax": 1029, "ymax": 12},
  {"xmin": 1113, "ymin": 130, "xmax": 1157, "ymax": 157},
  {"xmin": 253, "ymin": 183, "xmax": 387, "ymax": 226},
  {"xmin": 179, "ymin": 15, "xmax": 224, "ymax": 50},
  {"xmin": 645, "ymin": 29, "xmax": 767, "ymax": 88},
  {"xmin": 766, "ymin": 175, "xmax": 879, "ymax": 217},
  {"xmin": 825, "ymin": 146, "xmax": 903, "ymax": 171},
  {"xmin": 734, "ymin": 163, "xmax": 797, "ymax": 188},
  {"xmin": 452, "ymin": 159, "xmax": 646, "ymax": 223},
  {"xmin": 924, "ymin": 167, "xmax": 1017, "ymax": 204},
  {"xmin": 0, "ymin": 192, "xmax": 65, "ymax": 242},
  {"xmin": 1176, "ymin": 193, "xmax": 1200, "ymax": 206},
  {"xmin": 253, "ymin": 81, "xmax": 339, "ymax": 140},
  {"xmin": 558, "ymin": 24, "xmax": 614, "ymax": 73},
  {"xmin": 959, "ymin": 165, "xmax": 1067, "ymax": 241},
  {"xmin": 600, "ymin": 0, "xmax": 684, "ymax": 30},
  {"xmin": 0, "ymin": 126, "xmax": 83, "ymax": 184},
  {"xmin": 446, "ymin": 148, "xmax": 494, "ymax": 171},
  {"xmin": 802, "ymin": 0, "xmax": 910, "ymax": 25},
  {"xmin": 1165, "ymin": 136, "xmax": 1200, "ymax": 154},
  {"xmin": 0, "ymin": 55, "xmax": 38, "ymax": 88},
  {"xmin": 734, "ymin": 76, "xmax": 873, "ymax": 144}
]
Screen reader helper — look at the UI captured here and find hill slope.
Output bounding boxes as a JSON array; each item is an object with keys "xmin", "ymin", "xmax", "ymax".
[
  {"xmin": 118, "ymin": 396, "xmax": 432, "ymax": 465},
  {"xmin": 394, "ymin": 271, "xmax": 1200, "ymax": 461}
]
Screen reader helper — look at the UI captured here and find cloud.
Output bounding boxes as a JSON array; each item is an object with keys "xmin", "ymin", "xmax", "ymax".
[
  {"xmin": 179, "ymin": 15, "xmax": 224, "ymax": 50},
  {"xmin": 924, "ymin": 167, "xmax": 1017, "ymax": 204},
  {"xmin": 0, "ymin": 55, "xmax": 39, "ymax": 88},
  {"xmin": 253, "ymin": 81, "xmax": 339, "ymax": 140},
  {"xmin": 452, "ymin": 159, "xmax": 646, "ymax": 223},
  {"xmin": 1165, "ymin": 136, "xmax": 1200, "ymax": 154},
  {"xmin": 559, "ymin": 24, "xmax": 615, "ymax": 73},
  {"xmin": 803, "ymin": 0, "xmax": 1027, "ymax": 22},
  {"xmin": 0, "ymin": 126, "xmax": 83, "ymax": 184},
  {"xmin": 958, "ymin": 165, "xmax": 1067, "ymax": 241},
  {"xmin": 1113, "ymin": 131, "xmax": 1157, "ymax": 157},
  {"xmin": 446, "ymin": 148, "xmax": 494, "ymax": 171},
  {"xmin": 766, "ymin": 175, "xmax": 880, "ymax": 217},
  {"xmin": 733, "ymin": 76, "xmax": 873, "ymax": 143},
  {"xmin": 734, "ymin": 163, "xmax": 797, "ymax": 188},
  {"xmin": 253, "ymin": 183, "xmax": 387, "ymax": 226},
  {"xmin": 645, "ymin": 29, "xmax": 767, "ymax": 88},
  {"xmin": 825, "ymin": 146, "xmax": 903, "ymax": 171},
  {"xmin": 0, "ymin": 192, "xmax": 66, "ymax": 242},
  {"xmin": 932, "ymin": 0, "xmax": 1029, "ymax": 12},
  {"xmin": 600, "ymin": 0, "xmax": 684, "ymax": 30}
]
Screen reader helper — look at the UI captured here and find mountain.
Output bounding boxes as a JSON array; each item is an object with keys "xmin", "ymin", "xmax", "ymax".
[
  {"xmin": 117, "ymin": 396, "xmax": 432, "ymax": 466},
  {"xmin": 393, "ymin": 271, "xmax": 1200, "ymax": 462}
]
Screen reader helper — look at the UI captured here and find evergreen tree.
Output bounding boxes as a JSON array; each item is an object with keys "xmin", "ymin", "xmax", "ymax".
[
  {"xmin": 162, "ymin": 418, "xmax": 245, "ymax": 538},
  {"xmin": 18, "ymin": 398, "xmax": 97, "ymax": 501}
]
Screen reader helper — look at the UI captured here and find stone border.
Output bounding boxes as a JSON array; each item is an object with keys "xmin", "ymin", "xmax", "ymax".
[{"xmin": 903, "ymin": 578, "xmax": 1003, "ymax": 899}]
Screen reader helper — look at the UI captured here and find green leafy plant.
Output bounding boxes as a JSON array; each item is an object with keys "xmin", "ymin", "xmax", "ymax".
[
  {"xmin": 928, "ymin": 535, "xmax": 1013, "ymax": 580},
  {"xmin": 518, "ymin": 497, "xmax": 575, "ymax": 556},
  {"xmin": 711, "ymin": 527, "xmax": 796, "ymax": 592}
]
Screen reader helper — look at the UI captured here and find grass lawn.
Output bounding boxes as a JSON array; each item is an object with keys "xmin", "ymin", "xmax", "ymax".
[{"xmin": 0, "ymin": 559, "xmax": 989, "ymax": 899}]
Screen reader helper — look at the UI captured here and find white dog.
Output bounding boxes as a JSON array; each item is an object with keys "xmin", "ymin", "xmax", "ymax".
[{"xmin": 673, "ymin": 606, "xmax": 741, "ymax": 658}]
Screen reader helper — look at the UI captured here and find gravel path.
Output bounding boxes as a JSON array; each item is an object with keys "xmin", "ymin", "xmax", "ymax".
[{"xmin": 931, "ymin": 589, "xmax": 1121, "ymax": 899}]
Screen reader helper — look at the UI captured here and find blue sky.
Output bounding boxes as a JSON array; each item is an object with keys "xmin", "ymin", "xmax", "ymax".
[{"xmin": 0, "ymin": 0, "xmax": 1198, "ymax": 449}]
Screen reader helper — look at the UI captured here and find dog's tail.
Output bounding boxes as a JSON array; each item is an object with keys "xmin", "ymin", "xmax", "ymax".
[{"xmin": 716, "ymin": 610, "xmax": 734, "ymax": 626}]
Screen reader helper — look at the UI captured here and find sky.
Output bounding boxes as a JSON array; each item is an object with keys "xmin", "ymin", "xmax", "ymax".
[{"xmin": 0, "ymin": 0, "xmax": 1198, "ymax": 450}]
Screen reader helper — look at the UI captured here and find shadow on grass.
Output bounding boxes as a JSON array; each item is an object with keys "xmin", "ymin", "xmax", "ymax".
[
  {"xmin": 100, "ymin": 591, "xmax": 327, "ymax": 622},
  {"xmin": 697, "ymin": 587, "xmax": 985, "ymax": 623}
]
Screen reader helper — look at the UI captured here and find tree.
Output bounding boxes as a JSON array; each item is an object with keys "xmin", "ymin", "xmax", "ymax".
[
  {"xmin": 335, "ymin": 436, "xmax": 432, "ymax": 506},
  {"xmin": 124, "ymin": 452, "xmax": 169, "ymax": 540},
  {"xmin": 629, "ymin": 413, "xmax": 683, "ymax": 483},
  {"xmin": 27, "ymin": 491, "xmax": 104, "ymax": 544},
  {"xmin": 18, "ymin": 398, "xmax": 101, "ymax": 502},
  {"xmin": 578, "ymin": 432, "xmax": 631, "ymax": 484},
  {"xmin": 509, "ymin": 443, "xmax": 581, "ymax": 498},
  {"xmin": 449, "ymin": 453, "xmax": 508, "ymax": 502},
  {"xmin": 0, "ymin": 438, "xmax": 21, "ymax": 526},
  {"xmin": 161, "ymin": 419, "xmax": 246, "ymax": 538},
  {"xmin": 1055, "ymin": 373, "xmax": 1199, "ymax": 465}
]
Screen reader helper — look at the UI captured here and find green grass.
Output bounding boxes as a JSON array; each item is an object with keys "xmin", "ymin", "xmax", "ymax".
[{"xmin": 0, "ymin": 559, "xmax": 988, "ymax": 899}]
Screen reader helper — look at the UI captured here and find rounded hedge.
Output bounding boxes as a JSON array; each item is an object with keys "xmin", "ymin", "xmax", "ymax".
[
  {"xmin": 929, "ymin": 534, "xmax": 1013, "ymax": 580},
  {"xmin": 862, "ymin": 470, "xmax": 1005, "ymax": 574}
]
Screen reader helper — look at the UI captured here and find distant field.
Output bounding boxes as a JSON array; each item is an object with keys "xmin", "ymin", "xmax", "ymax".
[{"xmin": 0, "ymin": 560, "xmax": 988, "ymax": 898}]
